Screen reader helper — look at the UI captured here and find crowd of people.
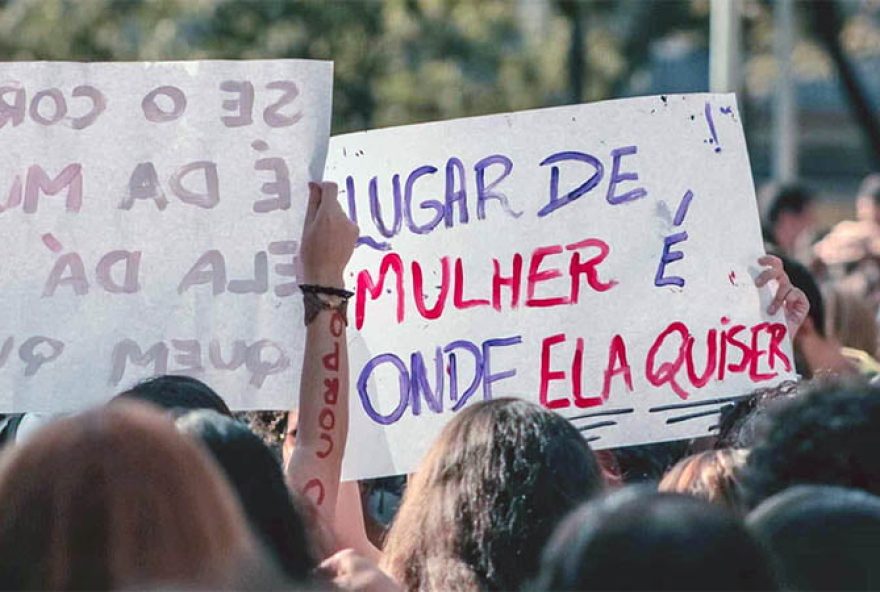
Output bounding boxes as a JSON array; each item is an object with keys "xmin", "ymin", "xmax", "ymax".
[{"xmin": 1, "ymin": 178, "xmax": 880, "ymax": 591}]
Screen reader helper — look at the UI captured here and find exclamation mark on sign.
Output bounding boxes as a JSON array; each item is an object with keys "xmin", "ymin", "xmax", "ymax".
[{"xmin": 704, "ymin": 102, "xmax": 722, "ymax": 153}]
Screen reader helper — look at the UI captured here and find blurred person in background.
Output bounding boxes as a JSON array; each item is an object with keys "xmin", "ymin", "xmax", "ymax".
[
  {"xmin": 823, "ymin": 283, "xmax": 880, "ymax": 375},
  {"xmin": 814, "ymin": 175, "xmax": 880, "ymax": 293},
  {"xmin": 778, "ymin": 255, "xmax": 858, "ymax": 377},
  {"xmin": 760, "ymin": 182, "xmax": 818, "ymax": 262}
]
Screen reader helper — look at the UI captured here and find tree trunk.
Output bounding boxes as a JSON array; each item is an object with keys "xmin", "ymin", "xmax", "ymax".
[{"xmin": 812, "ymin": 0, "xmax": 880, "ymax": 169}]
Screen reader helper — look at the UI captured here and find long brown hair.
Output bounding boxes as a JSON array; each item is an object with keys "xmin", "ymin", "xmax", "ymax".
[
  {"xmin": 0, "ymin": 402, "xmax": 257, "ymax": 590},
  {"xmin": 381, "ymin": 399, "xmax": 603, "ymax": 591}
]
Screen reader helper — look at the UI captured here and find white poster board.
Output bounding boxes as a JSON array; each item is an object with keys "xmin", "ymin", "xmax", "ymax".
[
  {"xmin": 328, "ymin": 94, "xmax": 795, "ymax": 480},
  {"xmin": 0, "ymin": 60, "xmax": 332, "ymax": 411}
]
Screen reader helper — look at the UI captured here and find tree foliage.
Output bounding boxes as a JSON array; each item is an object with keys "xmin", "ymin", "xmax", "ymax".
[{"xmin": 2, "ymin": 0, "xmax": 875, "ymax": 136}]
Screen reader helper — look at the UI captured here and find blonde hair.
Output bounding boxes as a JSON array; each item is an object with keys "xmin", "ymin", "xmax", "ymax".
[
  {"xmin": 659, "ymin": 449, "xmax": 749, "ymax": 510},
  {"xmin": 0, "ymin": 402, "xmax": 257, "ymax": 589},
  {"xmin": 824, "ymin": 284, "xmax": 879, "ymax": 357}
]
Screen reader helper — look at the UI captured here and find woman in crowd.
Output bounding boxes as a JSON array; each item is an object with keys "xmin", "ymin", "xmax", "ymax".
[
  {"xmin": 0, "ymin": 402, "xmax": 263, "ymax": 590},
  {"xmin": 381, "ymin": 398, "xmax": 604, "ymax": 590}
]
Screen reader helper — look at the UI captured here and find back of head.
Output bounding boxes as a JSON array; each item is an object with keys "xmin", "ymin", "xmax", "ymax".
[
  {"xmin": 382, "ymin": 398, "xmax": 603, "ymax": 591},
  {"xmin": 116, "ymin": 374, "xmax": 232, "ymax": 416},
  {"xmin": 748, "ymin": 485, "xmax": 880, "ymax": 590},
  {"xmin": 0, "ymin": 402, "xmax": 255, "ymax": 590},
  {"xmin": 741, "ymin": 380, "xmax": 880, "ymax": 508},
  {"xmin": 176, "ymin": 410, "xmax": 315, "ymax": 581},
  {"xmin": 659, "ymin": 449, "xmax": 748, "ymax": 511},
  {"xmin": 535, "ymin": 488, "xmax": 777, "ymax": 591}
]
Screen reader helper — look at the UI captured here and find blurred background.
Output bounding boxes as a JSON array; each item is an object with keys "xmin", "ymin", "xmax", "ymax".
[{"xmin": 1, "ymin": 0, "xmax": 879, "ymax": 226}]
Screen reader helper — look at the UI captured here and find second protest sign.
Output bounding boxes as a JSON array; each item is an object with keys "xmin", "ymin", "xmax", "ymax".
[{"xmin": 327, "ymin": 93, "xmax": 795, "ymax": 480}]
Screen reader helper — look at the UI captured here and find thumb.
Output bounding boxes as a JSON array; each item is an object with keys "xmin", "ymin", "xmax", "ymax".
[
  {"xmin": 305, "ymin": 182, "xmax": 322, "ymax": 225},
  {"xmin": 316, "ymin": 181, "xmax": 342, "ymax": 217}
]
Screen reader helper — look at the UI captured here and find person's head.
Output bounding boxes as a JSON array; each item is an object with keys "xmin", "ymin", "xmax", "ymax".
[
  {"xmin": 0, "ymin": 402, "xmax": 257, "ymax": 590},
  {"xmin": 658, "ymin": 449, "xmax": 749, "ymax": 511},
  {"xmin": 760, "ymin": 183, "xmax": 816, "ymax": 254},
  {"xmin": 534, "ymin": 488, "xmax": 777, "ymax": 591},
  {"xmin": 748, "ymin": 485, "xmax": 880, "ymax": 590},
  {"xmin": 176, "ymin": 410, "xmax": 315, "ymax": 582},
  {"xmin": 116, "ymin": 374, "xmax": 232, "ymax": 417},
  {"xmin": 715, "ymin": 381, "xmax": 800, "ymax": 449},
  {"xmin": 741, "ymin": 380, "xmax": 880, "ymax": 509},
  {"xmin": 382, "ymin": 398, "xmax": 603, "ymax": 591},
  {"xmin": 856, "ymin": 173, "xmax": 880, "ymax": 225}
]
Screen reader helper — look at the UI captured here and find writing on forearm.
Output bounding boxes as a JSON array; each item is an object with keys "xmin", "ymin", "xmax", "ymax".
[
  {"xmin": 305, "ymin": 309, "xmax": 345, "ymax": 506},
  {"xmin": 303, "ymin": 478, "xmax": 326, "ymax": 506}
]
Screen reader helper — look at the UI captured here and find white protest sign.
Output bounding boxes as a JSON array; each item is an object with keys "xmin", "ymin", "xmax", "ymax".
[
  {"xmin": 328, "ymin": 94, "xmax": 795, "ymax": 480},
  {"xmin": 0, "ymin": 60, "xmax": 332, "ymax": 411}
]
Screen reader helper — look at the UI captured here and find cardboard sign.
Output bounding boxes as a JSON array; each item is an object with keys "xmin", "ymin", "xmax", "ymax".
[
  {"xmin": 328, "ymin": 94, "xmax": 795, "ymax": 480},
  {"xmin": 0, "ymin": 59, "xmax": 332, "ymax": 411}
]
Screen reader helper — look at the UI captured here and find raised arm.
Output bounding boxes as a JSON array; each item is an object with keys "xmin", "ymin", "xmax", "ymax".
[{"xmin": 286, "ymin": 182, "xmax": 358, "ymax": 553}]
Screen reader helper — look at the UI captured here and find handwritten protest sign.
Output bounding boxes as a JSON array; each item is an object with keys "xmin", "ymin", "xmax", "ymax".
[
  {"xmin": 0, "ymin": 60, "xmax": 332, "ymax": 411},
  {"xmin": 328, "ymin": 93, "xmax": 795, "ymax": 480}
]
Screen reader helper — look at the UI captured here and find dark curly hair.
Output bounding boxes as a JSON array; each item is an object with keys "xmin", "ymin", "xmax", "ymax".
[
  {"xmin": 740, "ymin": 380, "xmax": 880, "ymax": 509},
  {"xmin": 381, "ymin": 398, "xmax": 604, "ymax": 591},
  {"xmin": 715, "ymin": 381, "xmax": 800, "ymax": 449}
]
